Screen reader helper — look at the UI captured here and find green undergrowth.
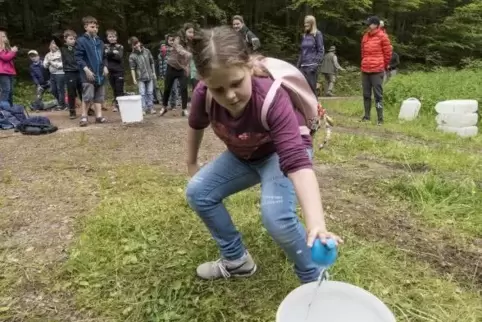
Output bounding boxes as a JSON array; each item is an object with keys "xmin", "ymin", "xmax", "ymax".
[{"xmin": 61, "ymin": 166, "xmax": 482, "ymax": 322}]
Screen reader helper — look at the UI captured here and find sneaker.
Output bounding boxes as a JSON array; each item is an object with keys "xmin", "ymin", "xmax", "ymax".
[
  {"xmin": 69, "ymin": 111, "xmax": 77, "ymax": 119},
  {"xmin": 149, "ymin": 108, "xmax": 156, "ymax": 114},
  {"xmin": 159, "ymin": 107, "xmax": 168, "ymax": 116},
  {"xmin": 359, "ymin": 117, "xmax": 370, "ymax": 122},
  {"xmin": 196, "ymin": 251, "xmax": 257, "ymax": 280},
  {"xmin": 182, "ymin": 109, "xmax": 189, "ymax": 117},
  {"xmin": 377, "ymin": 120, "xmax": 384, "ymax": 126},
  {"xmin": 79, "ymin": 116, "xmax": 88, "ymax": 127}
]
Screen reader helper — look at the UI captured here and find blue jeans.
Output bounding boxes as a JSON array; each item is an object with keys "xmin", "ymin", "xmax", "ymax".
[
  {"xmin": 138, "ymin": 80, "xmax": 154, "ymax": 111},
  {"xmin": 51, "ymin": 74, "xmax": 66, "ymax": 108},
  {"xmin": 0, "ymin": 74, "xmax": 14, "ymax": 106},
  {"xmin": 186, "ymin": 150, "xmax": 320, "ymax": 283}
]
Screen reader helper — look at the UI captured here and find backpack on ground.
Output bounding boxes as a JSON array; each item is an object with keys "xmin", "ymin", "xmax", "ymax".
[
  {"xmin": 205, "ymin": 57, "xmax": 324, "ymax": 136},
  {"xmin": 15, "ymin": 115, "xmax": 58, "ymax": 135}
]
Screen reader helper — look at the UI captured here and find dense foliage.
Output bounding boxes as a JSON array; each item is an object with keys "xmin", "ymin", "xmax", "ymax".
[{"xmin": 1, "ymin": 0, "xmax": 481, "ymax": 67}]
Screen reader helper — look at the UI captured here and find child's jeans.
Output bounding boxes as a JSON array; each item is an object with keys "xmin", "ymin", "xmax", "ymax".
[
  {"xmin": 138, "ymin": 80, "xmax": 154, "ymax": 111},
  {"xmin": 0, "ymin": 74, "xmax": 14, "ymax": 106},
  {"xmin": 51, "ymin": 73, "xmax": 66, "ymax": 108},
  {"xmin": 185, "ymin": 149, "xmax": 321, "ymax": 283}
]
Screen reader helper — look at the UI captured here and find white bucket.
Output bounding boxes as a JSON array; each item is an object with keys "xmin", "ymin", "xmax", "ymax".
[
  {"xmin": 434, "ymin": 99, "xmax": 478, "ymax": 114},
  {"xmin": 437, "ymin": 125, "xmax": 478, "ymax": 137},
  {"xmin": 117, "ymin": 95, "xmax": 144, "ymax": 123},
  {"xmin": 276, "ymin": 281, "xmax": 396, "ymax": 322},
  {"xmin": 399, "ymin": 97, "xmax": 421, "ymax": 121},
  {"xmin": 436, "ymin": 112, "xmax": 478, "ymax": 127}
]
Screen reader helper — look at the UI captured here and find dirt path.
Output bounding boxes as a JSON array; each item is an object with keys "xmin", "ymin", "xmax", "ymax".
[{"xmin": 0, "ymin": 108, "xmax": 480, "ymax": 320}]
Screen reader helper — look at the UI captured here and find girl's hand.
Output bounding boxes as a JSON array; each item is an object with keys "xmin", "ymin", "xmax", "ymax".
[
  {"xmin": 306, "ymin": 224, "xmax": 343, "ymax": 247},
  {"xmin": 11, "ymin": 46, "xmax": 18, "ymax": 52}
]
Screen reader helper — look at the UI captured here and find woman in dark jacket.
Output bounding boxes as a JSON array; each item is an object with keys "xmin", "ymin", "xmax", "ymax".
[{"xmin": 297, "ymin": 15, "xmax": 324, "ymax": 96}]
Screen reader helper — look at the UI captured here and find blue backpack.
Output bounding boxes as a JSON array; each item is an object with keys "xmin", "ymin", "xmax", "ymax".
[{"xmin": 0, "ymin": 101, "xmax": 58, "ymax": 135}]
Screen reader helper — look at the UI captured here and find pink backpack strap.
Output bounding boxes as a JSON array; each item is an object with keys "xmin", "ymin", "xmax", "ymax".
[
  {"xmin": 260, "ymin": 79, "xmax": 282, "ymax": 130},
  {"xmin": 205, "ymin": 88, "xmax": 212, "ymax": 114}
]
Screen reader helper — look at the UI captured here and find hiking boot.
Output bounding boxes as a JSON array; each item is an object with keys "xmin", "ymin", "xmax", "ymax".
[{"xmin": 196, "ymin": 251, "xmax": 257, "ymax": 280}]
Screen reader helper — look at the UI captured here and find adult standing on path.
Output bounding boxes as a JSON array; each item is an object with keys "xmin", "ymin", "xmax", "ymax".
[
  {"xmin": 0, "ymin": 30, "xmax": 17, "ymax": 106},
  {"xmin": 360, "ymin": 16, "xmax": 392, "ymax": 125},
  {"xmin": 297, "ymin": 15, "xmax": 324, "ymax": 96},
  {"xmin": 319, "ymin": 46, "xmax": 345, "ymax": 96},
  {"xmin": 232, "ymin": 15, "xmax": 261, "ymax": 52}
]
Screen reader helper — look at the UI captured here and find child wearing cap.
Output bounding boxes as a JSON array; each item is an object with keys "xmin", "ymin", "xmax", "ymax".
[{"xmin": 28, "ymin": 50, "xmax": 51, "ymax": 101}]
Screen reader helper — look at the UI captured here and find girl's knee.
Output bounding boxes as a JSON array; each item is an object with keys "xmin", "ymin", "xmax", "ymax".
[
  {"xmin": 185, "ymin": 176, "xmax": 208, "ymax": 210},
  {"xmin": 261, "ymin": 205, "xmax": 297, "ymax": 237}
]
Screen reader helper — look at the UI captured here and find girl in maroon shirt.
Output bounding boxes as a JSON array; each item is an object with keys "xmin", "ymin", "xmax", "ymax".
[{"xmin": 186, "ymin": 26, "xmax": 342, "ymax": 283}]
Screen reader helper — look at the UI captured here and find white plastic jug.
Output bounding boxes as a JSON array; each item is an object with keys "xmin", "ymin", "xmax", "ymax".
[
  {"xmin": 435, "ymin": 100, "xmax": 478, "ymax": 114},
  {"xmin": 117, "ymin": 95, "xmax": 144, "ymax": 123},
  {"xmin": 437, "ymin": 125, "xmax": 478, "ymax": 137},
  {"xmin": 399, "ymin": 98, "xmax": 421, "ymax": 121},
  {"xmin": 277, "ymin": 281, "xmax": 396, "ymax": 322},
  {"xmin": 436, "ymin": 113, "xmax": 478, "ymax": 127}
]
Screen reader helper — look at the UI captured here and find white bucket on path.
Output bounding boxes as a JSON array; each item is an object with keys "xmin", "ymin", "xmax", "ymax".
[
  {"xmin": 117, "ymin": 95, "xmax": 144, "ymax": 123},
  {"xmin": 276, "ymin": 280, "xmax": 396, "ymax": 322}
]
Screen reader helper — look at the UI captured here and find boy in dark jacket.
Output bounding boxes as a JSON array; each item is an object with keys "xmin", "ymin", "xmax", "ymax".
[
  {"xmin": 104, "ymin": 29, "xmax": 124, "ymax": 112},
  {"xmin": 53, "ymin": 29, "xmax": 84, "ymax": 119},
  {"xmin": 28, "ymin": 50, "xmax": 50, "ymax": 100},
  {"xmin": 75, "ymin": 16, "xmax": 108, "ymax": 126}
]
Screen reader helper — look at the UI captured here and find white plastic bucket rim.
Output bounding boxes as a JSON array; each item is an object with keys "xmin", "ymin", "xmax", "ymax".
[
  {"xmin": 117, "ymin": 95, "xmax": 142, "ymax": 101},
  {"xmin": 276, "ymin": 280, "xmax": 396, "ymax": 322}
]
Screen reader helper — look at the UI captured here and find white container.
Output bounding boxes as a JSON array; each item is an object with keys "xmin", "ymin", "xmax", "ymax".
[
  {"xmin": 437, "ymin": 125, "xmax": 478, "ymax": 137},
  {"xmin": 277, "ymin": 281, "xmax": 396, "ymax": 322},
  {"xmin": 436, "ymin": 112, "xmax": 478, "ymax": 127},
  {"xmin": 435, "ymin": 99, "xmax": 478, "ymax": 114},
  {"xmin": 117, "ymin": 95, "xmax": 144, "ymax": 123},
  {"xmin": 399, "ymin": 97, "xmax": 421, "ymax": 121}
]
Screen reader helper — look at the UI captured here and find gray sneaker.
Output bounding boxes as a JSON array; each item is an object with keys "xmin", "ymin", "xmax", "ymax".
[{"xmin": 196, "ymin": 251, "xmax": 257, "ymax": 280}]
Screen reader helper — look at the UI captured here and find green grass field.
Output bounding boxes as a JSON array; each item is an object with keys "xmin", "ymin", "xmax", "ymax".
[{"xmin": 1, "ymin": 68, "xmax": 481, "ymax": 321}]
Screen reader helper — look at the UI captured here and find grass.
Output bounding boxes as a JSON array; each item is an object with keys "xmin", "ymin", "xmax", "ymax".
[
  {"xmin": 315, "ymin": 131, "xmax": 482, "ymax": 236},
  {"xmin": 61, "ymin": 166, "xmax": 482, "ymax": 322},
  {"xmin": 323, "ymin": 99, "xmax": 482, "ymax": 150},
  {"xmin": 2, "ymin": 67, "xmax": 481, "ymax": 321}
]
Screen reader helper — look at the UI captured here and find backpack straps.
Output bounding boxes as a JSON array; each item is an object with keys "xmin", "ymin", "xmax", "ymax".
[
  {"xmin": 260, "ymin": 79, "xmax": 282, "ymax": 131},
  {"xmin": 205, "ymin": 88, "xmax": 212, "ymax": 114}
]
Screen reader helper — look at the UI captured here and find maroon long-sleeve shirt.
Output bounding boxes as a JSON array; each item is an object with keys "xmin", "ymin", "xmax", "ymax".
[{"xmin": 188, "ymin": 77, "xmax": 313, "ymax": 175}]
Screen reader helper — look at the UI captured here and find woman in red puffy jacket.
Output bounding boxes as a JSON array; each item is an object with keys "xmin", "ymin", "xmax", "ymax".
[{"xmin": 360, "ymin": 16, "xmax": 391, "ymax": 125}]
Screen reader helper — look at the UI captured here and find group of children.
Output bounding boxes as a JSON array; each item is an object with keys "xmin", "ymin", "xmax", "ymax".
[{"xmin": 27, "ymin": 16, "xmax": 194, "ymax": 126}]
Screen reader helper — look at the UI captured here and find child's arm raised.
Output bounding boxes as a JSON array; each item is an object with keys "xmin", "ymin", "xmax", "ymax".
[{"xmin": 267, "ymin": 88, "xmax": 342, "ymax": 246}]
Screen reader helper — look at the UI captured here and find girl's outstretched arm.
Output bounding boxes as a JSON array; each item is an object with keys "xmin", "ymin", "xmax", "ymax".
[{"xmin": 267, "ymin": 87, "xmax": 343, "ymax": 246}]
